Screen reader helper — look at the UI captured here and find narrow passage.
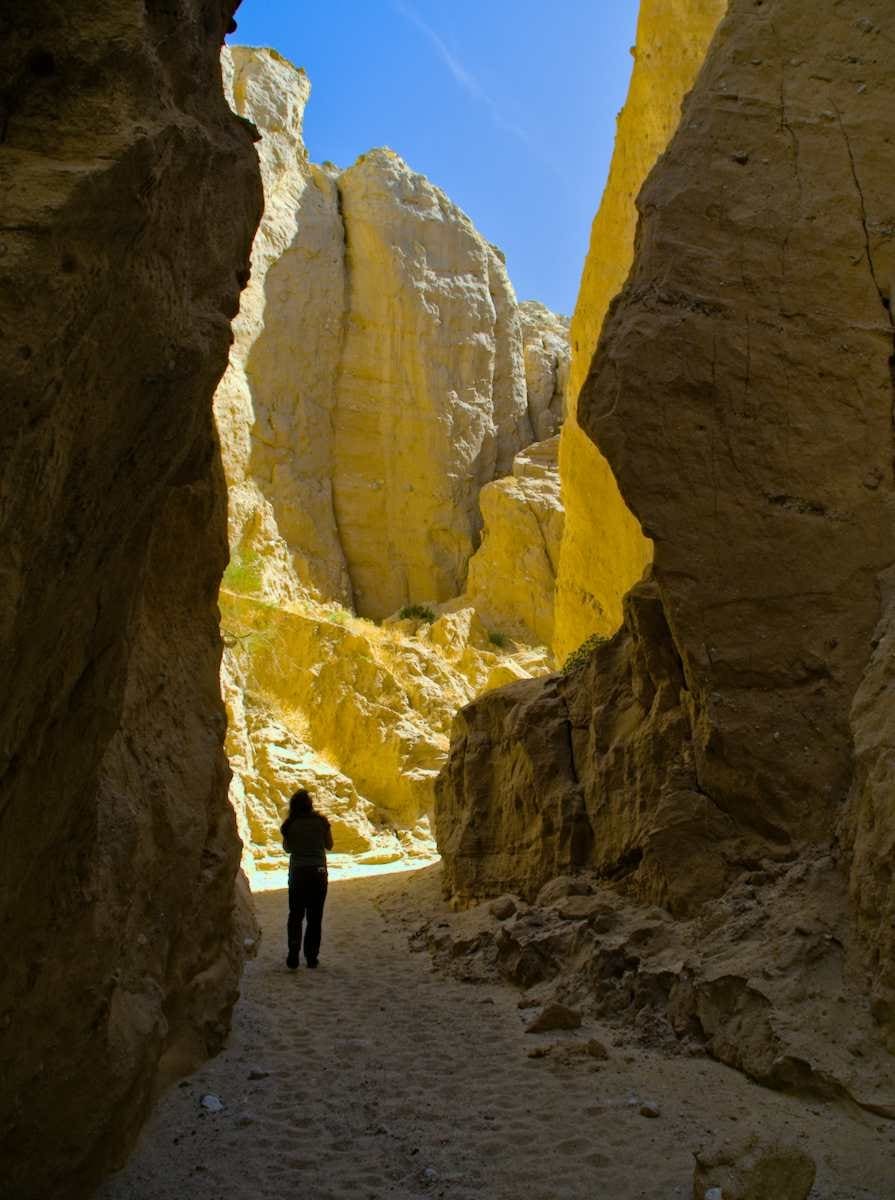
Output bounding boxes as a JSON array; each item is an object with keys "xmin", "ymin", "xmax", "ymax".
[{"xmin": 99, "ymin": 871, "xmax": 891, "ymax": 1200}]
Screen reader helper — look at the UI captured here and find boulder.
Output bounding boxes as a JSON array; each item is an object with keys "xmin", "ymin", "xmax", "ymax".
[{"xmin": 693, "ymin": 1136, "xmax": 816, "ymax": 1200}]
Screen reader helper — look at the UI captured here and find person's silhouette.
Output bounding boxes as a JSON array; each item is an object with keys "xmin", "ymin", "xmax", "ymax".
[{"xmin": 281, "ymin": 789, "xmax": 333, "ymax": 969}]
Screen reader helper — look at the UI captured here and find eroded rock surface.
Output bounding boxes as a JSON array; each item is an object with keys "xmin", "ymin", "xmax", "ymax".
[
  {"xmin": 461, "ymin": 437, "xmax": 564, "ymax": 648},
  {"xmin": 417, "ymin": 858, "xmax": 895, "ymax": 1123},
  {"xmin": 218, "ymin": 46, "xmax": 351, "ymax": 608},
  {"xmin": 0, "ymin": 5, "xmax": 261, "ymax": 1197},
  {"xmin": 843, "ymin": 578, "xmax": 895, "ymax": 1051},
  {"xmin": 553, "ymin": 0, "xmax": 725, "ymax": 661},
  {"xmin": 217, "ymin": 48, "xmax": 569, "ymax": 625},
  {"xmin": 216, "ymin": 46, "xmax": 566, "ymax": 870},
  {"xmin": 437, "ymin": 0, "xmax": 895, "ymax": 1081},
  {"xmin": 578, "ymin": 0, "xmax": 895, "ymax": 854},
  {"xmin": 222, "ymin": 589, "xmax": 552, "ymax": 877},
  {"xmin": 333, "ymin": 149, "xmax": 535, "ymax": 618}
]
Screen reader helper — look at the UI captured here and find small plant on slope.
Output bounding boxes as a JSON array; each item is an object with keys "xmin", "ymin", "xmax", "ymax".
[
  {"xmin": 398, "ymin": 603, "xmax": 436, "ymax": 623},
  {"xmin": 562, "ymin": 632, "xmax": 609, "ymax": 675},
  {"xmin": 221, "ymin": 548, "xmax": 264, "ymax": 596}
]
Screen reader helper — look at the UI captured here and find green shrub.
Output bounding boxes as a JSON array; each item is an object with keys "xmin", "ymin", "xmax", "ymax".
[
  {"xmin": 562, "ymin": 632, "xmax": 609, "ymax": 674},
  {"xmin": 221, "ymin": 548, "xmax": 263, "ymax": 595},
  {"xmin": 488, "ymin": 630, "xmax": 510, "ymax": 650},
  {"xmin": 399, "ymin": 603, "xmax": 437, "ymax": 623}
]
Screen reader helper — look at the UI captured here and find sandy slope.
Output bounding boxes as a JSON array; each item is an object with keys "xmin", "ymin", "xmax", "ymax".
[{"xmin": 97, "ymin": 867, "xmax": 893, "ymax": 1200}]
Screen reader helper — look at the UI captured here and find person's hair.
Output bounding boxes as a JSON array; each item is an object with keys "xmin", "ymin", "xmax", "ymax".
[{"xmin": 280, "ymin": 788, "xmax": 313, "ymax": 836}]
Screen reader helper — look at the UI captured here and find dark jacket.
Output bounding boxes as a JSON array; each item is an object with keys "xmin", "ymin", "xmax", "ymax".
[{"xmin": 283, "ymin": 812, "xmax": 333, "ymax": 867}]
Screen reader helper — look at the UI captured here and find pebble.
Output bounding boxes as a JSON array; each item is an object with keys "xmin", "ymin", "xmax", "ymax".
[
  {"xmin": 639, "ymin": 1102, "xmax": 660, "ymax": 1119},
  {"xmin": 704, "ymin": 1190, "xmax": 723, "ymax": 1200},
  {"xmin": 247, "ymin": 1068, "xmax": 269, "ymax": 1080},
  {"xmin": 525, "ymin": 1003, "xmax": 582, "ymax": 1034},
  {"xmin": 199, "ymin": 1094, "xmax": 224, "ymax": 1113}
]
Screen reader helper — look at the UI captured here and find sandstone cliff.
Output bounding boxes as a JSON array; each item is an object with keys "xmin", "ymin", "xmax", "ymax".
[
  {"xmin": 216, "ymin": 46, "xmax": 567, "ymax": 871},
  {"xmin": 0, "ymin": 5, "xmax": 261, "ymax": 1197},
  {"xmin": 438, "ymin": 0, "xmax": 895, "ymax": 1086},
  {"xmin": 222, "ymin": 587, "xmax": 552, "ymax": 878},
  {"xmin": 218, "ymin": 46, "xmax": 351, "ymax": 608},
  {"xmin": 552, "ymin": 0, "xmax": 726, "ymax": 661},
  {"xmin": 461, "ymin": 437, "xmax": 564, "ymax": 649},
  {"xmin": 217, "ymin": 48, "xmax": 569, "ymax": 623},
  {"xmin": 333, "ymin": 149, "xmax": 536, "ymax": 619}
]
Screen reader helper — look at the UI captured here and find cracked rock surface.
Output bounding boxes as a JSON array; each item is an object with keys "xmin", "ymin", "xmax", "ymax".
[
  {"xmin": 436, "ymin": 0, "xmax": 895, "ymax": 1089},
  {"xmin": 0, "ymin": 4, "xmax": 261, "ymax": 1196}
]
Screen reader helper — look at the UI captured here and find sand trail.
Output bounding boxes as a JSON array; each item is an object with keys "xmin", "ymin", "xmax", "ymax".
[{"xmin": 98, "ymin": 868, "xmax": 893, "ymax": 1199}]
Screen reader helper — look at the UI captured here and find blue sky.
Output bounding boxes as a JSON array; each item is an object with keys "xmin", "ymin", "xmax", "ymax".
[{"xmin": 229, "ymin": 2, "xmax": 639, "ymax": 316}]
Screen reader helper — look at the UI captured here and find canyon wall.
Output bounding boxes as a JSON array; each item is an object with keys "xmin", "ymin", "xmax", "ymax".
[
  {"xmin": 0, "ymin": 5, "xmax": 261, "ymax": 1197},
  {"xmin": 217, "ymin": 47, "xmax": 569, "ymax": 622},
  {"xmin": 217, "ymin": 47, "xmax": 567, "ymax": 872},
  {"xmin": 552, "ymin": 0, "xmax": 726, "ymax": 661},
  {"xmin": 461, "ymin": 437, "xmax": 564, "ymax": 649},
  {"xmin": 222, "ymin": 590, "xmax": 552, "ymax": 881},
  {"xmin": 437, "ymin": 0, "xmax": 895, "ymax": 1056}
]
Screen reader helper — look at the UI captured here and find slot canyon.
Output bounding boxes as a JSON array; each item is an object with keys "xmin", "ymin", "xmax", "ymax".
[{"xmin": 1, "ymin": 2, "xmax": 893, "ymax": 1198}]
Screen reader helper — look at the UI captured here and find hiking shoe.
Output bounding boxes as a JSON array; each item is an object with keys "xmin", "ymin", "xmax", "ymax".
[
  {"xmin": 306, "ymin": 958, "xmax": 319, "ymax": 968},
  {"xmin": 286, "ymin": 950, "xmax": 299, "ymax": 970}
]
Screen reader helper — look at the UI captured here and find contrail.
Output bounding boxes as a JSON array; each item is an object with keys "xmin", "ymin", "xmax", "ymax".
[{"xmin": 392, "ymin": 1, "xmax": 579, "ymax": 203}]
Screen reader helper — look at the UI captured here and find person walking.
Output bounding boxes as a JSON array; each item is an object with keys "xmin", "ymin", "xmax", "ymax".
[{"xmin": 281, "ymin": 788, "xmax": 333, "ymax": 970}]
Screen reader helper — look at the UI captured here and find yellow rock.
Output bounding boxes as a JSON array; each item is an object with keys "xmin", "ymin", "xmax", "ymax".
[
  {"xmin": 333, "ymin": 149, "xmax": 534, "ymax": 619},
  {"xmin": 518, "ymin": 302, "xmax": 570, "ymax": 441},
  {"xmin": 553, "ymin": 0, "xmax": 726, "ymax": 662},
  {"xmin": 221, "ymin": 591, "xmax": 551, "ymax": 853},
  {"xmin": 218, "ymin": 48, "xmax": 568, "ymax": 625},
  {"xmin": 462, "ymin": 437, "xmax": 563, "ymax": 650},
  {"xmin": 215, "ymin": 46, "xmax": 563, "ymax": 868},
  {"xmin": 218, "ymin": 47, "xmax": 352, "ymax": 608}
]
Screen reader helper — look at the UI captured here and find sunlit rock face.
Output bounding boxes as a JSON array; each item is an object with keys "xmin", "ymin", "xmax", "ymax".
[
  {"xmin": 218, "ymin": 46, "xmax": 351, "ymax": 608},
  {"xmin": 0, "ymin": 5, "xmax": 261, "ymax": 1198},
  {"xmin": 461, "ymin": 437, "xmax": 564, "ymax": 649},
  {"xmin": 519, "ymin": 302, "xmax": 570, "ymax": 441},
  {"xmin": 552, "ymin": 0, "xmax": 726, "ymax": 662},
  {"xmin": 334, "ymin": 149, "xmax": 535, "ymax": 619},
  {"xmin": 437, "ymin": 0, "xmax": 895, "ymax": 1058},
  {"xmin": 221, "ymin": 591, "xmax": 552, "ymax": 880},
  {"xmin": 215, "ymin": 46, "xmax": 566, "ymax": 874},
  {"xmin": 218, "ymin": 48, "xmax": 569, "ymax": 623}
]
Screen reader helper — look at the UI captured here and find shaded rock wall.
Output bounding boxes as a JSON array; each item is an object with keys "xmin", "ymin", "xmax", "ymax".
[
  {"xmin": 438, "ymin": 577, "xmax": 747, "ymax": 911},
  {"xmin": 0, "ymin": 5, "xmax": 261, "ymax": 1196},
  {"xmin": 437, "ymin": 0, "xmax": 895, "ymax": 1052},
  {"xmin": 580, "ymin": 0, "xmax": 895, "ymax": 851},
  {"xmin": 553, "ymin": 0, "xmax": 726, "ymax": 661},
  {"xmin": 844, "ymin": 580, "xmax": 895, "ymax": 1051}
]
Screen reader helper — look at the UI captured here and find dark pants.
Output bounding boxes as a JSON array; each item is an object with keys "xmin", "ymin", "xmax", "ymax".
[{"xmin": 287, "ymin": 865, "xmax": 328, "ymax": 963}]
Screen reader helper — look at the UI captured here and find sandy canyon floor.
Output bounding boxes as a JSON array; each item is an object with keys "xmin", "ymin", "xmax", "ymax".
[{"xmin": 98, "ymin": 868, "xmax": 893, "ymax": 1200}]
